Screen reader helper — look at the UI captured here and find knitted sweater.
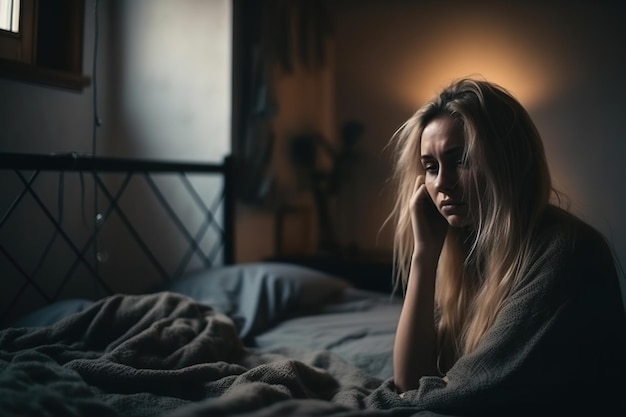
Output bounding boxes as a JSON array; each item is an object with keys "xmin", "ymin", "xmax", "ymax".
[{"xmin": 398, "ymin": 206, "xmax": 626, "ymax": 416}]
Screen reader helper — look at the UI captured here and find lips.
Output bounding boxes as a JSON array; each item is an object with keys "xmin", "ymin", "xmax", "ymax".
[
  {"xmin": 440, "ymin": 200, "xmax": 464, "ymax": 208},
  {"xmin": 440, "ymin": 200, "xmax": 465, "ymax": 215}
]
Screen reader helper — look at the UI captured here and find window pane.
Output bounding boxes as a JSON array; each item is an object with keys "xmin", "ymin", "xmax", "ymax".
[{"xmin": 0, "ymin": 0, "xmax": 20, "ymax": 33}]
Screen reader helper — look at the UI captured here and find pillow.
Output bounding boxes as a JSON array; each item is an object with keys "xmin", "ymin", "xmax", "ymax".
[
  {"xmin": 12, "ymin": 298, "xmax": 94, "ymax": 328},
  {"xmin": 162, "ymin": 262, "xmax": 351, "ymax": 341}
]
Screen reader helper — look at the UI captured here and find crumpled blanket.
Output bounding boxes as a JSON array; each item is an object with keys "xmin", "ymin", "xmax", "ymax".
[
  {"xmin": 0, "ymin": 292, "xmax": 411, "ymax": 417},
  {"xmin": 0, "ymin": 292, "xmax": 245, "ymax": 416}
]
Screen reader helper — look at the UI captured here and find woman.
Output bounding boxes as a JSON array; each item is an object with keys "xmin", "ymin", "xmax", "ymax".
[{"xmin": 387, "ymin": 78, "xmax": 626, "ymax": 415}]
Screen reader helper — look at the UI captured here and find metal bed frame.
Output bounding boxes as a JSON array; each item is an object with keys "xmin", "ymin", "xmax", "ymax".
[{"xmin": 0, "ymin": 152, "xmax": 234, "ymax": 326}]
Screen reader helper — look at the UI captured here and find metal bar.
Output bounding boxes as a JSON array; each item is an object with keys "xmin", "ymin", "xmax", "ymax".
[
  {"xmin": 171, "ymin": 174, "xmax": 225, "ymax": 275},
  {"xmin": 172, "ymin": 218, "xmax": 212, "ymax": 279},
  {"xmin": 0, "ymin": 170, "xmax": 39, "ymax": 229},
  {"xmin": 179, "ymin": 173, "xmax": 223, "ymax": 235},
  {"xmin": 143, "ymin": 173, "xmax": 212, "ymax": 269},
  {"xmin": 0, "ymin": 152, "xmax": 227, "ymax": 174},
  {"xmin": 14, "ymin": 171, "xmax": 103, "ymax": 281},
  {"xmin": 206, "ymin": 188, "xmax": 227, "ymax": 264},
  {"xmin": 0, "ymin": 243, "xmax": 51, "ymax": 303},
  {"xmin": 29, "ymin": 171, "xmax": 64, "ymax": 279},
  {"xmin": 93, "ymin": 174, "xmax": 171, "ymax": 282},
  {"xmin": 172, "ymin": 181, "xmax": 226, "ymax": 274},
  {"xmin": 54, "ymin": 172, "xmax": 133, "ymax": 299},
  {"xmin": 223, "ymin": 155, "xmax": 235, "ymax": 264}
]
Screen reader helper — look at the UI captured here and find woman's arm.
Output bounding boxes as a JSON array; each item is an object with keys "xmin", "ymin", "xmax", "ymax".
[
  {"xmin": 393, "ymin": 254, "xmax": 440, "ymax": 392},
  {"xmin": 393, "ymin": 175, "xmax": 447, "ymax": 392}
]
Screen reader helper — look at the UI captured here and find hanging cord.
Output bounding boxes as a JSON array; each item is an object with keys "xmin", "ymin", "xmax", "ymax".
[{"xmin": 91, "ymin": 0, "xmax": 102, "ymax": 289}]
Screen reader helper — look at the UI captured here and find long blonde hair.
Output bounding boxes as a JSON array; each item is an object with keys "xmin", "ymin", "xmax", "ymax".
[{"xmin": 387, "ymin": 78, "xmax": 553, "ymax": 371}]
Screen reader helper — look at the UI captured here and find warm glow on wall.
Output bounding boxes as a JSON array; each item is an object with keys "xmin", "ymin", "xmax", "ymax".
[
  {"xmin": 391, "ymin": 6, "xmax": 580, "ymax": 111},
  {"xmin": 402, "ymin": 43, "xmax": 555, "ymax": 109}
]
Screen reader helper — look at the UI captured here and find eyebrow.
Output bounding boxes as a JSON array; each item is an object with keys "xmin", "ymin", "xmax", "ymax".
[{"xmin": 420, "ymin": 145, "xmax": 465, "ymax": 161}]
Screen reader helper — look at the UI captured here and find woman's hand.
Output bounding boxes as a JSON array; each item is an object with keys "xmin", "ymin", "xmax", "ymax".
[{"xmin": 411, "ymin": 175, "xmax": 448, "ymax": 260}]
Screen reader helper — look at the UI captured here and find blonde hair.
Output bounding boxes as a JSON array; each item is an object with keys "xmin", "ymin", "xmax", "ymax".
[{"xmin": 387, "ymin": 77, "xmax": 553, "ymax": 371}]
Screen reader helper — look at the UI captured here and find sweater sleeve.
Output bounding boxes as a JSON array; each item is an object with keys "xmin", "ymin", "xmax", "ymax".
[{"xmin": 400, "ymin": 213, "xmax": 626, "ymax": 416}]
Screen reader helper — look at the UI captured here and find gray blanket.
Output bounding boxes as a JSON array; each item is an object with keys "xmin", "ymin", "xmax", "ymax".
[
  {"xmin": 0, "ymin": 292, "xmax": 245, "ymax": 416},
  {"xmin": 0, "ymin": 292, "xmax": 409, "ymax": 417}
]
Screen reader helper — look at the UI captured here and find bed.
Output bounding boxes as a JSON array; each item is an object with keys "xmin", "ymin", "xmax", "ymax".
[
  {"xmin": 3, "ymin": 152, "xmax": 615, "ymax": 417},
  {"xmin": 0, "ymin": 151, "xmax": 417, "ymax": 417}
]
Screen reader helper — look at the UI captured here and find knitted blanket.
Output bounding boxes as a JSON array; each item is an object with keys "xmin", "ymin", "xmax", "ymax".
[{"xmin": 0, "ymin": 292, "xmax": 387, "ymax": 417}]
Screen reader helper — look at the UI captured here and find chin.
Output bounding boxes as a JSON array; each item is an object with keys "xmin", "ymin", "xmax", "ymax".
[{"xmin": 445, "ymin": 215, "xmax": 470, "ymax": 228}]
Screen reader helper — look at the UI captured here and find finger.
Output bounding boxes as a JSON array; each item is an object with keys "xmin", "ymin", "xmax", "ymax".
[{"xmin": 413, "ymin": 175, "xmax": 424, "ymax": 194}]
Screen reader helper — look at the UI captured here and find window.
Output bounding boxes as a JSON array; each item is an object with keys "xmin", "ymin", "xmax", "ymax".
[
  {"xmin": 0, "ymin": 0, "xmax": 33, "ymax": 64},
  {"xmin": 0, "ymin": 0, "xmax": 20, "ymax": 32},
  {"xmin": 0, "ymin": 0, "xmax": 90, "ymax": 90}
]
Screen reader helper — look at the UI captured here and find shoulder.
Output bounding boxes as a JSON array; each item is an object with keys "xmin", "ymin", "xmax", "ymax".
[
  {"xmin": 513, "ymin": 205, "xmax": 619, "ymax": 301},
  {"xmin": 538, "ymin": 205, "xmax": 614, "ymax": 264},
  {"xmin": 529, "ymin": 205, "xmax": 620, "ymax": 300}
]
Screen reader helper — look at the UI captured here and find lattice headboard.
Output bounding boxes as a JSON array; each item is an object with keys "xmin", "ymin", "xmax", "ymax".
[{"xmin": 0, "ymin": 152, "xmax": 234, "ymax": 326}]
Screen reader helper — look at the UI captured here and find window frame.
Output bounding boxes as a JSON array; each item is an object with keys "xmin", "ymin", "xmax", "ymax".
[{"xmin": 0, "ymin": 0, "xmax": 90, "ymax": 90}]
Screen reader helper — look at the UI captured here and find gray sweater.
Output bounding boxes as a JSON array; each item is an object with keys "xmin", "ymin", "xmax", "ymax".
[{"xmin": 396, "ymin": 206, "xmax": 626, "ymax": 416}]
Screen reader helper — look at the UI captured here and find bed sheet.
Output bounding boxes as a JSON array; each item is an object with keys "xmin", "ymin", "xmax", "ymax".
[{"xmin": 253, "ymin": 288, "xmax": 400, "ymax": 380}]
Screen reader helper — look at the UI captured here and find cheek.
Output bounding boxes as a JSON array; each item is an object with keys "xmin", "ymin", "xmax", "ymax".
[{"xmin": 458, "ymin": 177, "xmax": 471, "ymax": 199}]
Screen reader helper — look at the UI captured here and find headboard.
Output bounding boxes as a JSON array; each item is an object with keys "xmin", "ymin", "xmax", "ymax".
[{"xmin": 0, "ymin": 152, "xmax": 235, "ymax": 326}]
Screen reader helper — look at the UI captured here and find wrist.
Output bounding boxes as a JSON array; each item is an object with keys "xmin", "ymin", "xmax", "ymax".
[
  {"xmin": 410, "ymin": 252, "xmax": 439, "ymax": 280},
  {"xmin": 412, "ymin": 248, "xmax": 441, "ymax": 266}
]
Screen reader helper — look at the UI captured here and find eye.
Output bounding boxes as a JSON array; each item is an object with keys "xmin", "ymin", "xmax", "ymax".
[{"xmin": 423, "ymin": 162, "xmax": 438, "ymax": 174}]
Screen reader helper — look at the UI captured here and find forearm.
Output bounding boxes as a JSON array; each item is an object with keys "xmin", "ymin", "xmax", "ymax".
[{"xmin": 393, "ymin": 255, "xmax": 439, "ymax": 392}]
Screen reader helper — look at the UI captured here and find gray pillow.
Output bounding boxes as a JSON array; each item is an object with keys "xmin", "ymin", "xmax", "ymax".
[
  {"xmin": 12, "ymin": 298, "xmax": 94, "ymax": 328},
  {"xmin": 164, "ymin": 262, "xmax": 351, "ymax": 341}
]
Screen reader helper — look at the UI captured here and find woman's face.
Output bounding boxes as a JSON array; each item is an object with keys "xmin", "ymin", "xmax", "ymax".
[{"xmin": 420, "ymin": 115, "xmax": 474, "ymax": 228}]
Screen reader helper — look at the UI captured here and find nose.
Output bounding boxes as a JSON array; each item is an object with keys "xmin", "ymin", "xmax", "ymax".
[{"xmin": 434, "ymin": 165, "xmax": 458, "ymax": 192}]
